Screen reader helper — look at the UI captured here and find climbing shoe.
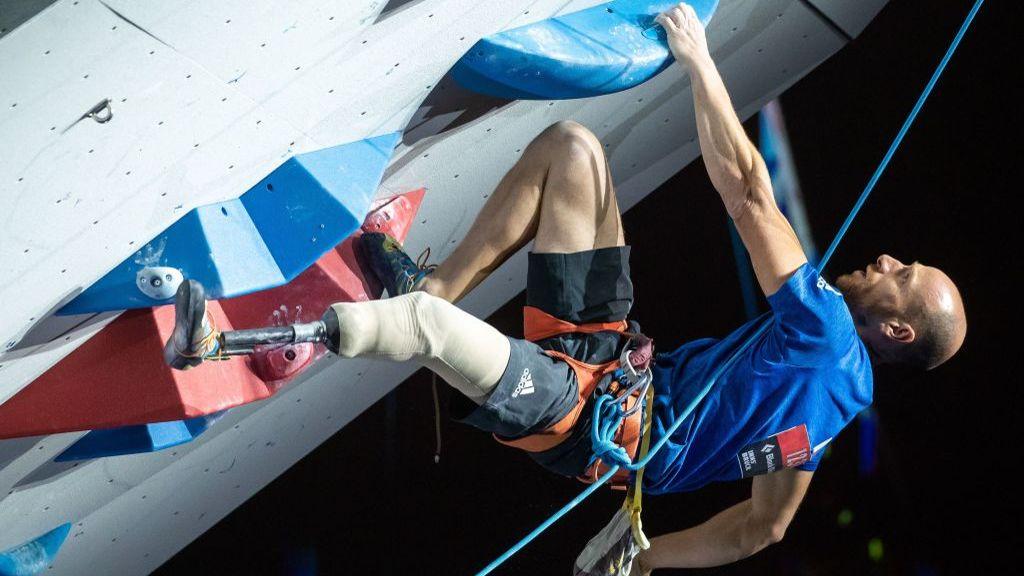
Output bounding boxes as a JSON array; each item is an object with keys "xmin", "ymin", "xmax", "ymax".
[
  {"xmin": 360, "ymin": 232, "xmax": 435, "ymax": 296},
  {"xmin": 163, "ymin": 279, "xmax": 222, "ymax": 369}
]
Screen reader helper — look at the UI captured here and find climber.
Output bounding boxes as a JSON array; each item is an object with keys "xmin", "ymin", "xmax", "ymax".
[{"xmin": 165, "ymin": 3, "xmax": 966, "ymax": 572}]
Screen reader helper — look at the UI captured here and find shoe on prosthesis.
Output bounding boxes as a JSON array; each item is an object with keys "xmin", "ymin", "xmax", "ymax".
[
  {"xmin": 163, "ymin": 280, "xmax": 222, "ymax": 369},
  {"xmin": 163, "ymin": 280, "xmax": 339, "ymax": 370},
  {"xmin": 360, "ymin": 232, "xmax": 434, "ymax": 297}
]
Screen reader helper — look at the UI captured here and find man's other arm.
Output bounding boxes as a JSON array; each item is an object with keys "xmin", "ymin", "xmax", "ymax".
[
  {"xmin": 657, "ymin": 4, "xmax": 807, "ymax": 296},
  {"xmin": 633, "ymin": 469, "xmax": 814, "ymax": 573}
]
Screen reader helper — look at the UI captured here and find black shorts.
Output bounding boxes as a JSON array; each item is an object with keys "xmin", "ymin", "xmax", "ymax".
[{"xmin": 452, "ymin": 246, "xmax": 635, "ymax": 477}]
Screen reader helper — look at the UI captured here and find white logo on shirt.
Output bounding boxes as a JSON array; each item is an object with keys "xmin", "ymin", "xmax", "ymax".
[
  {"xmin": 817, "ymin": 276, "xmax": 842, "ymax": 297},
  {"xmin": 512, "ymin": 368, "xmax": 535, "ymax": 398},
  {"xmin": 813, "ymin": 437, "xmax": 833, "ymax": 454}
]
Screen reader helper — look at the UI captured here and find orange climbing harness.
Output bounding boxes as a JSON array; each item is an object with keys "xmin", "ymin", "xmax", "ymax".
[{"xmin": 495, "ymin": 306, "xmax": 652, "ymax": 489}]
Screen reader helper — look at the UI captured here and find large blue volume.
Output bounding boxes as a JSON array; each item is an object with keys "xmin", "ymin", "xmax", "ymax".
[
  {"xmin": 54, "ymin": 412, "xmax": 226, "ymax": 461},
  {"xmin": 60, "ymin": 133, "xmax": 400, "ymax": 314},
  {"xmin": 452, "ymin": 0, "xmax": 718, "ymax": 100},
  {"xmin": 0, "ymin": 524, "xmax": 72, "ymax": 576}
]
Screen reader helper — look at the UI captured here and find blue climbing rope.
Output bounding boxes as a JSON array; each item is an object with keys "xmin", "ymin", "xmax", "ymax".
[{"xmin": 476, "ymin": 1, "xmax": 984, "ymax": 573}]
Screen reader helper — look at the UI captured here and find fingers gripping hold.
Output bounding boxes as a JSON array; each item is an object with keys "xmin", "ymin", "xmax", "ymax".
[{"xmin": 656, "ymin": 3, "xmax": 711, "ymax": 64}]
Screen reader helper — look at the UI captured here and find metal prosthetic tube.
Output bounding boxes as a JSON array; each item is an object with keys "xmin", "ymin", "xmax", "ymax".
[{"xmin": 218, "ymin": 321, "xmax": 329, "ymax": 356}]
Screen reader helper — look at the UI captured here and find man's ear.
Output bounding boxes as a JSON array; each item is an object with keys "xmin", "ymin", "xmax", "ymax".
[{"xmin": 886, "ymin": 320, "xmax": 916, "ymax": 344}]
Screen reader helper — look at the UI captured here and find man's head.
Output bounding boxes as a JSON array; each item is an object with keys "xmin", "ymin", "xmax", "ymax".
[{"xmin": 835, "ymin": 255, "xmax": 966, "ymax": 370}]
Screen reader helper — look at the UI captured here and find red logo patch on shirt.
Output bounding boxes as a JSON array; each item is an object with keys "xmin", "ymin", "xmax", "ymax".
[{"xmin": 736, "ymin": 424, "xmax": 811, "ymax": 478}]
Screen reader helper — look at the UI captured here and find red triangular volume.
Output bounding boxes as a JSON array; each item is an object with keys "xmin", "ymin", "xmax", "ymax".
[{"xmin": 0, "ymin": 189, "xmax": 425, "ymax": 440}]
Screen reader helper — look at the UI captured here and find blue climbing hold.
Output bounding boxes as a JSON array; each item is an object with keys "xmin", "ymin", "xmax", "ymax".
[
  {"xmin": 0, "ymin": 524, "xmax": 72, "ymax": 576},
  {"xmin": 54, "ymin": 412, "xmax": 226, "ymax": 461},
  {"xmin": 59, "ymin": 133, "xmax": 400, "ymax": 314},
  {"xmin": 452, "ymin": 0, "xmax": 718, "ymax": 100}
]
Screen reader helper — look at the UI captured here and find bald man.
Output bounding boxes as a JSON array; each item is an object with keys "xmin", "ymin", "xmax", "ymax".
[
  {"xmin": 166, "ymin": 3, "xmax": 966, "ymax": 573},
  {"xmin": 359, "ymin": 4, "xmax": 966, "ymax": 572}
]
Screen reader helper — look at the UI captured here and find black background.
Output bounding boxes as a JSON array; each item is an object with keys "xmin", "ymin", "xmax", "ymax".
[{"xmin": 157, "ymin": 1, "xmax": 1020, "ymax": 574}]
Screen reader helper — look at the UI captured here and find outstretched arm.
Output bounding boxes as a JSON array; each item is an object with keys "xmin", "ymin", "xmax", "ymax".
[
  {"xmin": 657, "ymin": 3, "xmax": 807, "ymax": 296},
  {"xmin": 633, "ymin": 468, "xmax": 813, "ymax": 573}
]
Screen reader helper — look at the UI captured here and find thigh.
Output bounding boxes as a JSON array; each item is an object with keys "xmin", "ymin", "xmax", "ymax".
[
  {"xmin": 527, "ymin": 247, "xmax": 634, "ymax": 324},
  {"xmin": 534, "ymin": 128, "xmax": 625, "ymax": 253}
]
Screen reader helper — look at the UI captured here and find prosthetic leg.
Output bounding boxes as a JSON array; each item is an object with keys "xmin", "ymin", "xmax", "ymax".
[
  {"xmin": 163, "ymin": 279, "xmax": 510, "ymax": 404},
  {"xmin": 163, "ymin": 280, "xmax": 338, "ymax": 369}
]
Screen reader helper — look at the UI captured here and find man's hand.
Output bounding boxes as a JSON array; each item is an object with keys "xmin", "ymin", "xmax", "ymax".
[{"xmin": 656, "ymin": 3, "xmax": 711, "ymax": 65}]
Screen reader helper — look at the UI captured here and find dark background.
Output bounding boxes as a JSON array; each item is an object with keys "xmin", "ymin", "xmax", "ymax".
[{"xmin": 157, "ymin": 1, "xmax": 1020, "ymax": 574}]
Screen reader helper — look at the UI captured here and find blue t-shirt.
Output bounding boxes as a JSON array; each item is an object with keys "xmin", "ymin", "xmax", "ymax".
[{"xmin": 643, "ymin": 263, "xmax": 873, "ymax": 495}]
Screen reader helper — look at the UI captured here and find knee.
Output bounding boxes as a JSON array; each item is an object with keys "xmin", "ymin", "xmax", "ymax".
[
  {"xmin": 541, "ymin": 120, "xmax": 599, "ymax": 150},
  {"xmin": 541, "ymin": 120, "xmax": 604, "ymax": 168}
]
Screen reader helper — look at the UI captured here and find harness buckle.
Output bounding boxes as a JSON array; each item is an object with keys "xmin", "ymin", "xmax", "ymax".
[{"xmin": 612, "ymin": 336, "xmax": 654, "ymax": 418}]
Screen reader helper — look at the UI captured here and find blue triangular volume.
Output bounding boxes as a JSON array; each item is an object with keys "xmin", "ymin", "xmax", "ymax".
[
  {"xmin": 452, "ymin": 1, "xmax": 718, "ymax": 100},
  {"xmin": 0, "ymin": 523, "xmax": 72, "ymax": 576},
  {"xmin": 59, "ymin": 133, "xmax": 400, "ymax": 314},
  {"xmin": 54, "ymin": 412, "xmax": 226, "ymax": 462},
  {"xmin": 243, "ymin": 132, "xmax": 400, "ymax": 280}
]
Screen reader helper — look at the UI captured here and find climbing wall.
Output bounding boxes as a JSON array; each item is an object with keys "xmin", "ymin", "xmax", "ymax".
[{"xmin": 0, "ymin": 0, "xmax": 886, "ymax": 573}]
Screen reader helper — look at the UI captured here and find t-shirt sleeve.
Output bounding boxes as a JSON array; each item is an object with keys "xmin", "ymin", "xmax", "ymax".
[{"xmin": 765, "ymin": 263, "xmax": 854, "ymax": 367}]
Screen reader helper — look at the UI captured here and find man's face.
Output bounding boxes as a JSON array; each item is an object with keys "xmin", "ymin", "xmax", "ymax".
[
  {"xmin": 836, "ymin": 254, "xmax": 957, "ymax": 326},
  {"xmin": 837, "ymin": 254, "xmax": 966, "ymax": 367}
]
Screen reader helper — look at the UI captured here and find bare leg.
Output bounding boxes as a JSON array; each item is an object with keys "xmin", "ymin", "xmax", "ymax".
[{"xmin": 421, "ymin": 121, "xmax": 624, "ymax": 302}]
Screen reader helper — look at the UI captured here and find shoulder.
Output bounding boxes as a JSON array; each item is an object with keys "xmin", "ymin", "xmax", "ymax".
[{"xmin": 767, "ymin": 264, "xmax": 860, "ymax": 364}]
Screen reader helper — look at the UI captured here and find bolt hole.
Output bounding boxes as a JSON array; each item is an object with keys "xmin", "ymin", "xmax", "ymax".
[{"xmin": 221, "ymin": 207, "xmax": 228, "ymax": 216}]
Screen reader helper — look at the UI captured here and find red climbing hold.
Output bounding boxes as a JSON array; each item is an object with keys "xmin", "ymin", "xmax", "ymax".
[{"xmin": 0, "ymin": 189, "xmax": 425, "ymax": 439}]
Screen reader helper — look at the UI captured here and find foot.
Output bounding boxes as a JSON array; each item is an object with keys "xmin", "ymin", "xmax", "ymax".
[
  {"xmin": 360, "ymin": 232, "xmax": 434, "ymax": 296},
  {"xmin": 163, "ymin": 280, "xmax": 221, "ymax": 369}
]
